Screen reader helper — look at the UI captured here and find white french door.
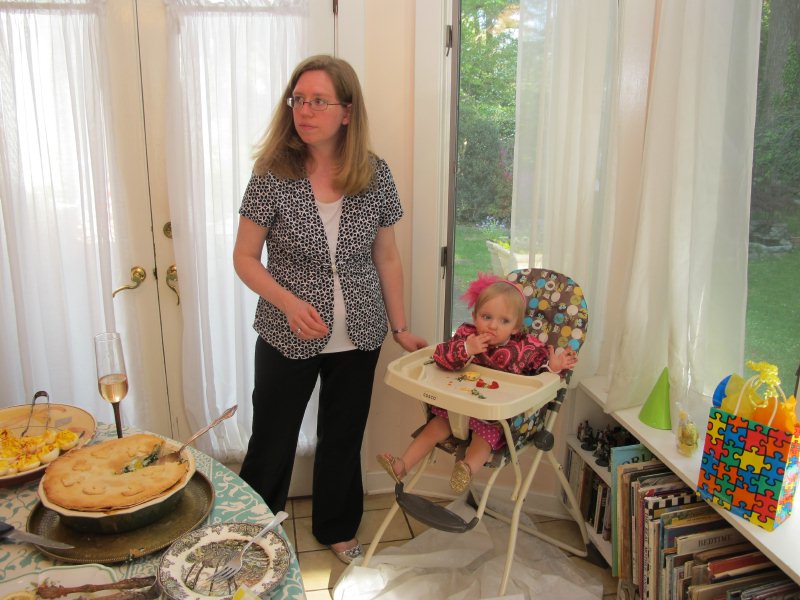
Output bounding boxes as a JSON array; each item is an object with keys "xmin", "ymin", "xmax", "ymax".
[
  {"xmin": 0, "ymin": 1, "xmax": 333, "ymax": 445},
  {"xmin": 106, "ymin": 0, "xmax": 335, "ymax": 441}
]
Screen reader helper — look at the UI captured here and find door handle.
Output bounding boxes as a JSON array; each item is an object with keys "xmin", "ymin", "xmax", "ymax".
[
  {"xmin": 166, "ymin": 264, "xmax": 180, "ymax": 305},
  {"xmin": 112, "ymin": 266, "xmax": 146, "ymax": 298}
]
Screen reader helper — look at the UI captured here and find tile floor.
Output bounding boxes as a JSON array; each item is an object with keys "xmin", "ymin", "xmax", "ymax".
[{"xmin": 284, "ymin": 492, "xmax": 620, "ymax": 599}]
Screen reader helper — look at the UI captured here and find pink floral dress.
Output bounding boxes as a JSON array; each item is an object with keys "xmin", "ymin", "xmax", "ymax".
[{"xmin": 430, "ymin": 323, "xmax": 551, "ymax": 450}]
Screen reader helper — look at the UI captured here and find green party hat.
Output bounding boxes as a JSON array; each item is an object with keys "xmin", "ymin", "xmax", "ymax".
[{"xmin": 638, "ymin": 367, "xmax": 672, "ymax": 429}]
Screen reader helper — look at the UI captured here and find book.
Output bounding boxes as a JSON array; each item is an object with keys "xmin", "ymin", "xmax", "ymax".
[
  {"xmin": 738, "ymin": 576, "xmax": 800, "ymax": 599},
  {"xmin": 662, "ymin": 516, "xmax": 730, "ymax": 600},
  {"xmin": 690, "ymin": 542, "xmax": 758, "ymax": 586},
  {"xmin": 688, "ymin": 570, "xmax": 784, "ymax": 600},
  {"xmin": 631, "ymin": 472, "xmax": 685, "ymax": 589},
  {"xmin": 656, "ymin": 504, "xmax": 719, "ymax": 600},
  {"xmin": 708, "ymin": 550, "xmax": 772, "ymax": 582},
  {"xmin": 594, "ymin": 482, "xmax": 609, "ymax": 535},
  {"xmin": 610, "ymin": 443, "xmax": 655, "ymax": 577},
  {"xmin": 641, "ymin": 491, "xmax": 704, "ymax": 600},
  {"xmin": 616, "ymin": 459, "xmax": 666, "ymax": 581},
  {"xmin": 675, "ymin": 526, "xmax": 747, "ymax": 556}
]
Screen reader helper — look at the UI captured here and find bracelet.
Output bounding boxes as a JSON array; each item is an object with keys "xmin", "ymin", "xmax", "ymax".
[{"xmin": 391, "ymin": 326, "xmax": 408, "ymax": 335}]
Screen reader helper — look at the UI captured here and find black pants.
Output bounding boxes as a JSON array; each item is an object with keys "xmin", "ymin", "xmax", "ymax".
[{"xmin": 239, "ymin": 336, "xmax": 381, "ymax": 545}]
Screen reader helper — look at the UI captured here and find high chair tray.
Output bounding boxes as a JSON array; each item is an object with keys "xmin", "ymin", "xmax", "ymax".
[{"xmin": 384, "ymin": 345, "xmax": 565, "ymax": 420}]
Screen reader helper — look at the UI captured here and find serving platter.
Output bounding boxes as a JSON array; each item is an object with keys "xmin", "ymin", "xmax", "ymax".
[
  {"xmin": 158, "ymin": 522, "xmax": 291, "ymax": 599},
  {"xmin": 0, "ymin": 403, "xmax": 96, "ymax": 488},
  {"xmin": 26, "ymin": 471, "xmax": 214, "ymax": 564}
]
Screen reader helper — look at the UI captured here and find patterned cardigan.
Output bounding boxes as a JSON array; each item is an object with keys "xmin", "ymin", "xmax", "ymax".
[{"xmin": 239, "ymin": 157, "xmax": 403, "ymax": 359}]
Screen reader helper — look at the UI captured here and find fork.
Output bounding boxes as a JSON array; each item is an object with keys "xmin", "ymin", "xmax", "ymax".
[{"xmin": 209, "ymin": 510, "xmax": 289, "ymax": 582}]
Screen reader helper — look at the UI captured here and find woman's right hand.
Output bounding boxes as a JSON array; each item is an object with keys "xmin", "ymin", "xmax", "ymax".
[{"xmin": 284, "ymin": 296, "xmax": 329, "ymax": 339}]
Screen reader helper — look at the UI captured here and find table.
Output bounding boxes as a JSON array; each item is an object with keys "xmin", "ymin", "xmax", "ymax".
[{"xmin": 0, "ymin": 423, "xmax": 305, "ymax": 599}]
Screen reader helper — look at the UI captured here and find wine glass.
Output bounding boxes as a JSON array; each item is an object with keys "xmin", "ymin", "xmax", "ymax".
[{"xmin": 94, "ymin": 332, "xmax": 128, "ymax": 438}]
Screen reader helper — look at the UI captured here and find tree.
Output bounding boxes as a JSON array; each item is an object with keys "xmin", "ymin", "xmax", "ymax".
[{"xmin": 454, "ymin": 1, "xmax": 519, "ymax": 225}]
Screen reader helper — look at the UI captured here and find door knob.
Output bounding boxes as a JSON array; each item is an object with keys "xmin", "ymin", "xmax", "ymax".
[
  {"xmin": 166, "ymin": 264, "xmax": 180, "ymax": 305},
  {"xmin": 112, "ymin": 266, "xmax": 146, "ymax": 298}
]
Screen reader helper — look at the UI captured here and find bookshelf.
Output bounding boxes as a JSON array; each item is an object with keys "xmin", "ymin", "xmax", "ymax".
[{"xmin": 575, "ymin": 375, "xmax": 800, "ymax": 587}]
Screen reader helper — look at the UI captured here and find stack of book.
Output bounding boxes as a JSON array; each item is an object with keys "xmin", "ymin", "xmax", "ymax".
[
  {"xmin": 608, "ymin": 443, "xmax": 800, "ymax": 600},
  {"xmin": 564, "ymin": 445, "xmax": 612, "ymax": 541}
]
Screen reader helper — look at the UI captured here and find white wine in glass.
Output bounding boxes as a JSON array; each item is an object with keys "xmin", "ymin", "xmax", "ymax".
[{"xmin": 94, "ymin": 332, "xmax": 128, "ymax": 438}]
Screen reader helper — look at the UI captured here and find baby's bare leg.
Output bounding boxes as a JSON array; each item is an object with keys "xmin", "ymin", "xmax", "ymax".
[
  {"xmin": 398, "ymin": 416, "xmax": 452, "ymax": 474},
  {"xmin": 463, "ymin": 435, "xmax": 492, "ymax": 476}
]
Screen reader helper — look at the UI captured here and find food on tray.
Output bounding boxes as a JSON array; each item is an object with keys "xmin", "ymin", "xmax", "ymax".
[
  {"xmin": 462, "ymin": 371, "xmax": 480, "ymax": 381},
  {"xmin": 0, "ymin": 428, "xmax": 79, "ymax": 476},
  {"xmin": 41, "ymin": 433, "xmax": 189, "ymax": 511}
]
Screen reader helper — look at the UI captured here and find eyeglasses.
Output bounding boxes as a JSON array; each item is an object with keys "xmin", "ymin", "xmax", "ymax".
[{"xmin": 286, "ymin": 96, "xmax": 348, "ymax": 112}]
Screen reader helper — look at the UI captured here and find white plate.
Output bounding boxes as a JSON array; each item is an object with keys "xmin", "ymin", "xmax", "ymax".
[
  {"xmin": 158, "ymin": 522, "xmax": 291, "ymax": 599},
  {"xmin": 0, "ymin": 564, "xmax": 116, "ymax": 598}
]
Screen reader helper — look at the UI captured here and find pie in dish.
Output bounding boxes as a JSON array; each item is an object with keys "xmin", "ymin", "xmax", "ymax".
[{"xmin": 41, "ymin": 433, "xmax": 189, "ymax": 511}]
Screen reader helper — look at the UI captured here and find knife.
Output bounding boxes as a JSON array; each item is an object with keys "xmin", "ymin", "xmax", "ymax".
[{"xmin": 0, "ymin": 520, "xmax": 74, "ymax": 549}]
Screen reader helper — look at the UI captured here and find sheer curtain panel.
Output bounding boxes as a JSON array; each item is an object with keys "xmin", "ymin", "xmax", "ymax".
[
  {"xmin": 163, "ymin": 0, "xmax": 314, "ymax": 462},
  {"xmin": 0, "ymin": 0, "xmax": 124, "ymax": 417},
  {"xmin": 511, "ymin": 0, "xmax": 618, "ymax": 381},
  {"xmin": 510, "ymin": 0, "xmax": 759, "ymax": 425},
  {"xmin": 607, "ymin": 0, "xmax": 760, "ymax": 424}
]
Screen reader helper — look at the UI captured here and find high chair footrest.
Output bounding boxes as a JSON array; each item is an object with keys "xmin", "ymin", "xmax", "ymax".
[{"xmin": 395, "ymin": 483, "xmax": 479, "ymax": 533}]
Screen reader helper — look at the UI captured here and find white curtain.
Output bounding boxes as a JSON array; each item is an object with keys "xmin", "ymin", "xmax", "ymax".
[
  {"xmin": 163, "ymin": 0, "xmax": 318, "ymax": 462},
  {"xmin": 0, "ymin": 0, "xmax": 122, "ymax": 416},
  {"xmin": 608, "ymin": 0, "xmax": 760, "ymax": 426},
  {"xmin": 513, "ymin": 0, "xmax": 761, "ymax": 426},
  {"xmin": 511, "ymin": 0, "xmax": 618, "ymax": 381}
]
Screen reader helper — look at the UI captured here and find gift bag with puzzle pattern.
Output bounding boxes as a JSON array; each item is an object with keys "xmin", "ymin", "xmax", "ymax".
[{"xmin": 696, "ymin": 366, "xmax": 800, "ymax": 531}]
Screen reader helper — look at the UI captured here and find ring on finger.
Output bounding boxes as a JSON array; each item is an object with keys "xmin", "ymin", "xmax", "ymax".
[{"xmin": 296, "ymin": 327, "xmax": 302, "ymax": 335}]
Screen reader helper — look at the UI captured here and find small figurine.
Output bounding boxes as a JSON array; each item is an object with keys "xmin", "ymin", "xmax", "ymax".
[
  {"xmin": 580, "ymin": 421, "xmax": 596, "ymax": 451},
  {"xmin": 594, "ymin": 428, "xmax": 610, "ymax": 467},
  {"xmin": 676, "ymin": 405, "xmax": 698, "ymax": 456}
]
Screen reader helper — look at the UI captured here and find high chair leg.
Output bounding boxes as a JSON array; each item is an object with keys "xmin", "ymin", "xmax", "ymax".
[
  {"xmin": 363, "ymin": 448, "xmax": 436, "ymax": 567},
  {"xmin": 487, "ymin": 447, "xmax": 588, "ymax": 596}
]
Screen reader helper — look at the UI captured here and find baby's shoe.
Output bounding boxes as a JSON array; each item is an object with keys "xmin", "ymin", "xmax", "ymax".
[
  {"xmin": 377, "ymin": 453, "xmax": 406, "ymax": 484},
  {"xmin": 450, "ymin": 461, "xmax": 472, "ymax": 493}
]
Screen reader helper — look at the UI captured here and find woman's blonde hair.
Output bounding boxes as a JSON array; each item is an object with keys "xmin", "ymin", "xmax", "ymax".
[
  {"xmin": 252, "ymin": 55, "xmax": 373, "ymax": 195},
  {"xmin": 473, "ymin": 282, "xmax": 527, "ymax": 330}
]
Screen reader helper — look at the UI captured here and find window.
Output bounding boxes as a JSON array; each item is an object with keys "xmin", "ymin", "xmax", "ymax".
[
  {"xmin": 746, "ymin": 0, "xmax": 800, "ymax": 386},
  {"xmin": 448, "ymin": 0, "xmax": 520, "ymax": 334}
]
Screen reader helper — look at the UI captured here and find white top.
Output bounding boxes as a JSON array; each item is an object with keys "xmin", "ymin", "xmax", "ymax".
[{"xmin": 315, "ymin": 197, "xmax": 356, "ymax": 353}]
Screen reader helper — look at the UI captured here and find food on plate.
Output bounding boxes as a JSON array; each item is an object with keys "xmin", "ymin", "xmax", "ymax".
[
  {"xmin": 36, "ymin": 575, "xmax": 157, "ymax": 599},
  {"xmin": 41, "ymin": 433, "xmax": 189, "ymax": 511},
  {"xmin": 0, "ymin": 427, "xmax": 79, "ymax": 476}
]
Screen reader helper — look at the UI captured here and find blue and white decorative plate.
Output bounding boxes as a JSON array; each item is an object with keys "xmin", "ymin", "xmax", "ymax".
[{"xmin": 158, "ymin": 522, "xmax": 291, "ymax": 599}]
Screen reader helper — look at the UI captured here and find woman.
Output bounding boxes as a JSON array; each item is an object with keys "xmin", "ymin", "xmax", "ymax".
[{"xmin": 234, "ymin": 55, "xmax": 427, "ymax": 564}]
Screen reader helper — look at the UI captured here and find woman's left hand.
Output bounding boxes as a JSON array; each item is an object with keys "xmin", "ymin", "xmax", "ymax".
[{"xmin": 393, "ymin": 330, "xmax": 428, "ymax": 352}]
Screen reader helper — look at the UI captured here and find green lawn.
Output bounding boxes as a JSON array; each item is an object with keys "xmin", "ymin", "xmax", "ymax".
[{"xmin": 745, "ymin": 248, "xmax": 800, "ymax": 393}]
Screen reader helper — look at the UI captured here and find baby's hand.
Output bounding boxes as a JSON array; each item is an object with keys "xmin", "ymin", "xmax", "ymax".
[
  {"xmin": 465, "ymin": 333, "xmax": 491, "ymax": 356},
  {"xmin": 548, "ymin": 346, "xmax": 578, "ymax": 373}
]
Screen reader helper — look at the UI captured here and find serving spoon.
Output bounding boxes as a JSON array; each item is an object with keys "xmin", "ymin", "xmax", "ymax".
[{"xmin": 155, "ymin": 405, "xmax": 238, "ymax": 465}]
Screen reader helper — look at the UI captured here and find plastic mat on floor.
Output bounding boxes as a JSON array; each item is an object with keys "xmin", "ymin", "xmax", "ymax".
[{"xmin": 332, "ymin": 496, "xmax": 604, "ymax": 600}]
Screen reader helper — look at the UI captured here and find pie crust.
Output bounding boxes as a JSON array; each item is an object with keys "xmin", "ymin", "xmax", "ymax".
[{"xmin": 41, "ymin": 433, "xmax": 189, "ymax": 511}]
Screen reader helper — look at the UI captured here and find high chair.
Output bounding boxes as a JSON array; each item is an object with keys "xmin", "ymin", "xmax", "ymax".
[{"xmin": 364, "ymin": 267, "xmax": 590, "ymax": 596}]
